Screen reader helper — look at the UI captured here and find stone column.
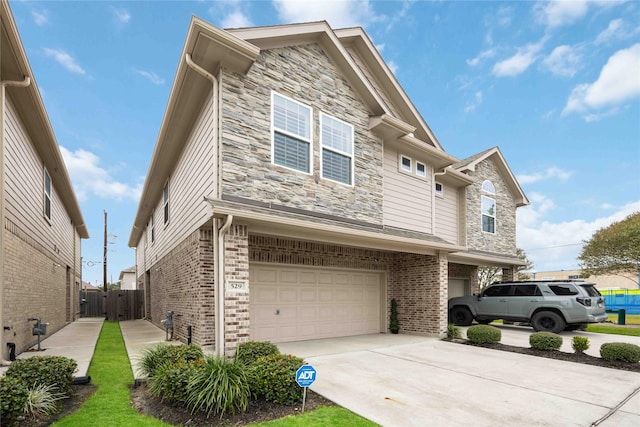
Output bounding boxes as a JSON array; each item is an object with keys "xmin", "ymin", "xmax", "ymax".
[{"xmin": 223, "ymin": 224, "xmax": 249, "ymax": 357}]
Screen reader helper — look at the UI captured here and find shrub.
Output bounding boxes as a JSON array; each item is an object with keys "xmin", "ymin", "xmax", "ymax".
[
  {"xmin": 249, "ymin": 354, "xmax": 305, "ymax": 405},
  {"xmin": 0, "ymin": 376, "xmax": 29, "ymax": 426},
  {"xmin": 25, "ymin": 383, "xmax": 66, "ymax": 418},
  {"xmin": 5, "ymin": 356, "xmax": 77, "ymax": 395},
  {"xmin": 572, "ymin": 336, "xmax": 590, "ymax": 354},
  {"xmin": 138, "ymin": 344, "xmax": 204, "ymax": 377},
  {"xmin": 149, "ymin": 358, "xmax": 204, "ymax": 404},
  {"xmin": 186, "ymin": 356, "xmax": 250, "ymax": 417},
  {"xmin": 529, "ymin": 332, "xmax": 563, "ymax": 351},
  {"xmin": 235, "ymin": 341, "xmax": 280, "ymax": 366},
  {"xmin": 447, "ymin": 323, "xmax": 462, "ymax": 339},
  {"xmin": 600, "ymin": 342, "xmax": 640, "ymax": 363},
  {"xmin": 466, "ymin": 325, "xmax": 501, "ymax": 344}
]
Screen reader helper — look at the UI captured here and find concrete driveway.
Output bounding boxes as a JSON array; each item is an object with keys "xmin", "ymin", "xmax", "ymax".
[{"xmin": 278, "ymin": 332, "xmax": 640, "ymax": 427}]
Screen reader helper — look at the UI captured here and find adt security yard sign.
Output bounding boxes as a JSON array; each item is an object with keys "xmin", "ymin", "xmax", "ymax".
[{"xmin": 296, "ymin": 365, "xmax": 317, "ymax": 412}]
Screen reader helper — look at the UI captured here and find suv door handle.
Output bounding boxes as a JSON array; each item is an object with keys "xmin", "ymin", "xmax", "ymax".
[
  {"xmin": 530, "ymin": 299, "xmax": 540, "ymax": 302},
  {"xmin": 499, "ymin": 299, "xmax": 508, "ymax": 302}
]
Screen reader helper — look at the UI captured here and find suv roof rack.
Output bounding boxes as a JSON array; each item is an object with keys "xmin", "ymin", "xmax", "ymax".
[{"xmin": 491, "ymin": 279, "xmax": 587, "ymax": 284}]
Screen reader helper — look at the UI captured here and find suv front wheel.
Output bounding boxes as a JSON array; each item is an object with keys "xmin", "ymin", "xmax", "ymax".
[
  {"xmin": 531, "ymin": 311, "xmax": 566, "ymax": 334},
  {"xmin": 449, "ymin": 307, "xmax": 473, "ymax": 326}
]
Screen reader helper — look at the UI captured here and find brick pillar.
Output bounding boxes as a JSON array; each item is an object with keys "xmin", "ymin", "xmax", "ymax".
[
  {"xmin": 502, "ymin": 267, "xmax": 515, "ymax": 282},
  {"xmin": 223, "ymin": 224, "xmax": 249, "ymax": 357},
  {"xmin": 470, "ymin": 266, "xmax": 480, "ymax": 295},
  {"xmin": 434, "ymin": 251, "xmax": 448, "ymax": 337}
]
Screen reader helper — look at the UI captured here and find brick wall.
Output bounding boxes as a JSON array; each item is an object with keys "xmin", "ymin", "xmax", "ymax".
[
  {"xmin": 3, "ymin": 221, "xmax": 69, "ymax": 356},
  {"xmin": 223, "ymin": 225, "xmax": 249, "ymax": 356}
]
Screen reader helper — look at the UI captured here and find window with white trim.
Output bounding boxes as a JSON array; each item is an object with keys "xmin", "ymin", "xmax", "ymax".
[
  {"xmin": 400, "ymin": 155, "xmax": 412, "ymax": 173},
  {"xmin": 482, "ymin": 195, "xmax": 496, "ymax": 233},
  {"xmin": 150, "ymin": 211, "xmax": 155, "ymax": 243},
  {"xmin": 272, "ymin": 92, "xmax": 312, "ymax": 173},
  {"xmin": 416, "ymin": 162, "xmax": 426, "ymax": 178},
  {"xmin": 320, "ymin": 113, "xmax": 353, "ymax": 185},
  {"xmin": 163, "ymin": 181, "xmax": 170, "ymax": 225},
  {"xmin": 435, "ymin": 182, "xmax": 443, "ymax": 197},
  {"xmin": 482, "ymin": 180, "xmax": 495, "ymax": 194},
  {"xmin": 43, "ymin": 168, "xmax": 52, "ymax": 222}
]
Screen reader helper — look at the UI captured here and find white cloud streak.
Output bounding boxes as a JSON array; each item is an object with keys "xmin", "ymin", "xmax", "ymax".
[
  {"xmin": 542, "ymin": 45, "xmax": 582, "ymax": 77},
  {"xmin": 464, "ymin": 91, "xmax": 483, "ymax": 113},
  {"xmin": 466, "ymin": 48, "xmax": 496, "ymax": 67},
  {"xmin": 273, "ymin": 0, "xmax": 383, "ymax": 28},
  {"xmin": 222, "ymin": 11, "xmax": 252, "ymax": 28},
  {"xmin": 563, "ymin": 43, "xmax": 640, "ymax": 115},
  {"xmin": 31, "ymin": 9, "xmax": 49, "ymax": 26},
  {"xmin": 534, "ymin": 0, "xmax": 589, "ymax": 29},
  {"xmin": 517, "ymin": 167, "xmax": 573, "ymax": 184},
  {"xmin": 60, "ymin": 146, "xmax": 142, "ymax": 203},
  {"xmin": 134, "ymin": 69, "xmax": 165, "ymax": 85},
  {"xmin": 111, "ymin": 7, "xmax": 131, "ymax": 24},
  {"xmin": 43, "ymin": 48, "xmax": 86, "ymax": 75},
  {"xmin": 492, "ymin": 37, "xmax": 548, "ymax": 77}
]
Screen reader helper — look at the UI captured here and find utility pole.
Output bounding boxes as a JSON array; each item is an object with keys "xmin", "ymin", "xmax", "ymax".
[{"xmin": 103, "ymin": 210, "xmax": 107, "ymax": 292}]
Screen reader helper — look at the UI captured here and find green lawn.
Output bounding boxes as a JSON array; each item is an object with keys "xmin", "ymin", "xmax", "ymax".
[
  {"xmin": 607, "ymin": 313, "xmax": 640, "ymax": 325},
  {"xmin": 52, "ymin": 321, "xmax": 375, "ymax": 427}
]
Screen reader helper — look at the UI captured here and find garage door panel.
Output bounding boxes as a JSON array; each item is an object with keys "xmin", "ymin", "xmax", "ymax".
[{"xmin": 250, "ymin": 265, "xmax": 382, "ymax": 343}]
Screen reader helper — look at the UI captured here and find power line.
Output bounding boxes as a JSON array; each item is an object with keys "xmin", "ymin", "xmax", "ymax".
[{"xmin": 523, "ymin": 243, "xmax": 583, "ymax": 251}]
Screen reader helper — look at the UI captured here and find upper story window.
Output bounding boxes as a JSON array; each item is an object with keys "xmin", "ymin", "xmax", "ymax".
[
  {"xmin": 400, "ymin": 155, "xmax": 412, "ymax": 173},
  {"xmin": 150, "ymin": 211, "xmax": 155, "ymax": 243},
  {"xmin": 163, "ymin": 181, "xmax": 170, "ymax": 225},
  {"xmin": 482, "ymin": 180, "xmax": 496, "ymax": 194},
  {"xmin": 320, "ymin": 113, "xmax": 353, "ymax": 185},
  {"xmin": 416, "ymin": 162, "xmax": 426, "ymax": 178},
  {"xmin": 435, "ymin": 182, "xmax": 443, "ymax": 197},
  {"xmin": 272, "ymin": 92, "xmax": 312, "ymax": 174},
  {"xmin": 481, "ymin": 195, "xmax": 496, "ymax": 233},
  {"xmin": 43, "ymin": 168, "xmax": 52, "ymax": 222}
]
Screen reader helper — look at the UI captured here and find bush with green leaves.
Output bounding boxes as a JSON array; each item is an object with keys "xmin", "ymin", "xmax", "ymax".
[
  {"xmin": 138, "ymin": 344, "xmax": 204, "ymax": 377},
  {"xmin": 186, "ymin": 356, "xmax": 250, "ymax": 417},
  {"xmin": 466, "ymin": 325, "xmax": 501, "ymax": 344},
  {"xmin": 600, "ymin": 342, "xmax": 640, "ymax": 363},
  {"xmin": 447, "ymin": 323, "xmax": 462, "ymax": 339},
  {"xmin": 24, "ymin": 383, "xmax": 66, "ymax": 418},
  {"xmin": 235, "ymin": 341, "xmax": 280, "ymax": 366},
  {"xmin": 149, "ymin": 358, "xmax": 205, "ymax": 404},
  {"xmin": 249, "ymin": 354, "xmax": 305, "ymax": 405},
  {"xmin": 572, "ymin": 336, "xmax": 590, "ymax": 354},
  {"xmin": 529, "ymin": 332, "xmax": 563, "ymax": 351},
  {"xmin": 5, "ymin": 356, "xmax": 77, "ymax": 395},
  {"xmin": 0, "ymin": 375, "xmax": 29, "ymax": 426}
]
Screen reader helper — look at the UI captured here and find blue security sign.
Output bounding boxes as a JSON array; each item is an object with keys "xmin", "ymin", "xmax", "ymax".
[{"xmin": 296, "ymin": 365, "xmax": 317, "ymax": 387}]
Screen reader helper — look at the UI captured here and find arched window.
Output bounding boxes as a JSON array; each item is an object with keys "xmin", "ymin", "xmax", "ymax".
[{"xmin": 482, "ymin": 180, "xmax": 495, "ymax": 194}]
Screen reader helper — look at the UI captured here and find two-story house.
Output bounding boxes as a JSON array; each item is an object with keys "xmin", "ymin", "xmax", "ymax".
[
  {"xmin": 128, "ymin": 18, "xmax": 528, "ymax": 356},
  {"xmin": 1, "ymin": 1, "xmax": 89, "ymax": 363}
]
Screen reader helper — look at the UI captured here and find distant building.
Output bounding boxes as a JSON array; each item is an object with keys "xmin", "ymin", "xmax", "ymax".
[
  {"xmin": 531, "ymin": 269, "xmax": 639, "ymax": 290},
  {"xmin": 118, "ymin": 267, "xmax": 137, "ymax": 290}
]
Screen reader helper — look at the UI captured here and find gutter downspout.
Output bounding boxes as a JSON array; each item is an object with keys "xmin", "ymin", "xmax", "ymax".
[
  {"xmin": 0, "ymin": 76, "xmax": 31, "ymax": 365},
  {"xmin": 184, "ymin": 53, "xmax": 230, "ymax": 356}
]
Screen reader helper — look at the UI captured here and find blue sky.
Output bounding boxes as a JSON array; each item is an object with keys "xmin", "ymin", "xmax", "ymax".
[{"xmin": 9, "ymin": 0, "xmax": 640, "ymax": 285}]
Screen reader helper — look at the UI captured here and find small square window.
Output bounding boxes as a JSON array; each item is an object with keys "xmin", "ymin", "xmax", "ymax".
[
  {"xmin": 400, "ymin": 155, "xmax": 412, "ymax": 173},
  {"xmin": 435, "ymin": 182, "xmax": 443, "ymax": 197},
  {"xmin": 416, "ymin": 162, "xmax": 426, "ymax": 178}
]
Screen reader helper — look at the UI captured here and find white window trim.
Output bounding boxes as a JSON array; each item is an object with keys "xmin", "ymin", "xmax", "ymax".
[
  {"xmin": 481, "ymin": 195, "xmax": 496, "ymax": 234},
  {"xmin": 270, "ymin": 91, "xmax": 313, "ymax": 175},
  {"xmin": 163, "ymin": 181, "xmax": 170, "ymax": 226},
  {"xmin": 435, "ymin": 181, "xmax": 444, "ymax": 197},
  {"xmin": 43, "ymin": 167, "xmax": 52, "ymax": 224},
  {"xmin": 416, "ymin": 161, "xmax": 427, "ymax": 179},
  {"xmin": 150, "ymin": 210, "xmax": 155, "ymax": 243},
  {"xmin": 482, "ymin": 180, "xmax": 496, "ymax": 194},
  {"xmin": 319, "ymin": 112, "xmax": 354, "ymax": 186},
  {"xmin": 399, "ymin": 154, "xmax": 412, "ymax": 175}
]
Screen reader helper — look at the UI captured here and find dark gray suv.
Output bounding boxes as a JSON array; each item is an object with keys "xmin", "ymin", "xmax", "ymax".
[{"xmin": 448, "ymin": 280, "xmax": 607, "ymax": 333}]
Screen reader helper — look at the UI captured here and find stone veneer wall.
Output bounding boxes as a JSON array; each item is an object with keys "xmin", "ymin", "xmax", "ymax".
[
  {"xmin": 219, "ymin": 43, "xmax": 384, "ymax": 225},
  {"xmin": 388, "ymin": 252, "xmax": 448, "ymax": 337},
  {"xmin": 148, "ymin": 228, "xmax": 215, "ymax": 347},
  {"xmin": 3, "ymin": 220, "xmax": 70, "ymax": 356},
  {"xmin": 465, "ymin": 158, "xmax": 517, "ymax": 255}
]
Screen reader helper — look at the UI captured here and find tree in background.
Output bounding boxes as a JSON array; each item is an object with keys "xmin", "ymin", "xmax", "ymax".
[
  {"xmin": 579, "ymin": 212, "xmax": 640, "ymax": 276},
  {"xmin": 477, "ymin": 248, "xmax": 533, "ymax": 290}
]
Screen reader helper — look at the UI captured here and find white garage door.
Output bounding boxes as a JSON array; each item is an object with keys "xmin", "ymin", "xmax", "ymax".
[
  {"xmin": 250, "ymin": 265, "xmax": 382, "ymax": 343},
  {"xmin": 448, "ymin": 279, "xmax": 468, "ymax": 299}
]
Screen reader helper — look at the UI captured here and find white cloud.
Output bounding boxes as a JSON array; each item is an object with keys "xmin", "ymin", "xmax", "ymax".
[
  {"xmin": 517, "ymin": 199, "xmax": 640, "ymax": 272},
  {"xmin": 134, "ymin": 69, "xmax": 165, "ymax": 85},
  {"xmin": 534, "ymin": 0, "xmax": 589, "ymax": 29},
  {"xmin": 111, "ymin": 7, "xmax": 131, "ymax": 24},
  {"xmin": 60, "ymin": 146, "xmax": 142, "ymax": 202},
  {"xmin": 563, "ymin": 43, "xmax": 640, "ymax": 115},
  {"xmin": 466, "ymin": 48, "xmax": 496, "ymax": 67},
  {"xmin": 273, "ymin": 0, "xmax": 383, "ymax": 28},
  {"xmin": 517, "ymin": 167, "xmax": 573, "ymax": 184},
  {"xmin": 31, "ymin": 9, "xmax": 49, "ymax": 26},
  {"xmin": 43, "ymin": 48, "xmax": 86, "ymax": 75},
  {"xmin": 222, "ymin": 11, "xmax": 252, "ymax": 28},
  {"xmin": 595, "ymin": 18, "xmax": 623, "ymax": 44},
  {"xmin": 387, "ymin": 60, "xmax": 398, "ymax": 74},
  {"xmin": 464, "ymin": 91, "xmax": 483, "ymax": 113},
  {"xmin": 542, "ymin": 45, "xmax": 582, "ymax": 77},
  {"xmin": 492, "ymin": 37, "xmax": 548, "ymax": 77}
]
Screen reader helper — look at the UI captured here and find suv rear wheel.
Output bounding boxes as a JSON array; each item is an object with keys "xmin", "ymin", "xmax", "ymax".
[
  {"xmin": 450, "ymin": 307, "xmax": 473, "ymax": 326},
  {"xmin": 531, "ymin": 311, "xmax": 565, "ymax": 334}
]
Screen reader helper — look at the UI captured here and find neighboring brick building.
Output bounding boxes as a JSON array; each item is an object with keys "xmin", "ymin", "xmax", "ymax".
[
  {"xmin": 128, "ymin": 18, "xmax": 528, "ymax": 356},
  {"xmin": 0, "ymin": 1, "xmax": 88, "ymax": 362}
]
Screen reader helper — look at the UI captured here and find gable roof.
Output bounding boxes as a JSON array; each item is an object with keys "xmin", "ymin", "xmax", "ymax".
[
  {"xmin": 1, "ymin": 1, "xmax": 88, "ymax": 238},
  {"xmin": 453, "ymin": 146, "xmax": 530, "ymax": 207}
]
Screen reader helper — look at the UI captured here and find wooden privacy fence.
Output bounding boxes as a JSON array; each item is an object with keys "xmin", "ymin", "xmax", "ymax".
[{"xmin": 80, "ymin": 290, "xmax": 145, "ymax": 321}]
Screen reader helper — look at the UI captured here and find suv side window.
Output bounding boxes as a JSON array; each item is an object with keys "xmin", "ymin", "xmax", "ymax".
[
  {"xmin": 513, "ymin": 285, "xmax": 542, "ymax": 296},
  {"xmin": 549, "ymin": 284, "xmax": 579, "ymax": 295},
  {"xmin": 580, "ymin": 285, "xmax": 601, "ymax": 297},
  {"xmin": 483, "ymin": 286, "xmax": 511, "ymax": 297}
]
